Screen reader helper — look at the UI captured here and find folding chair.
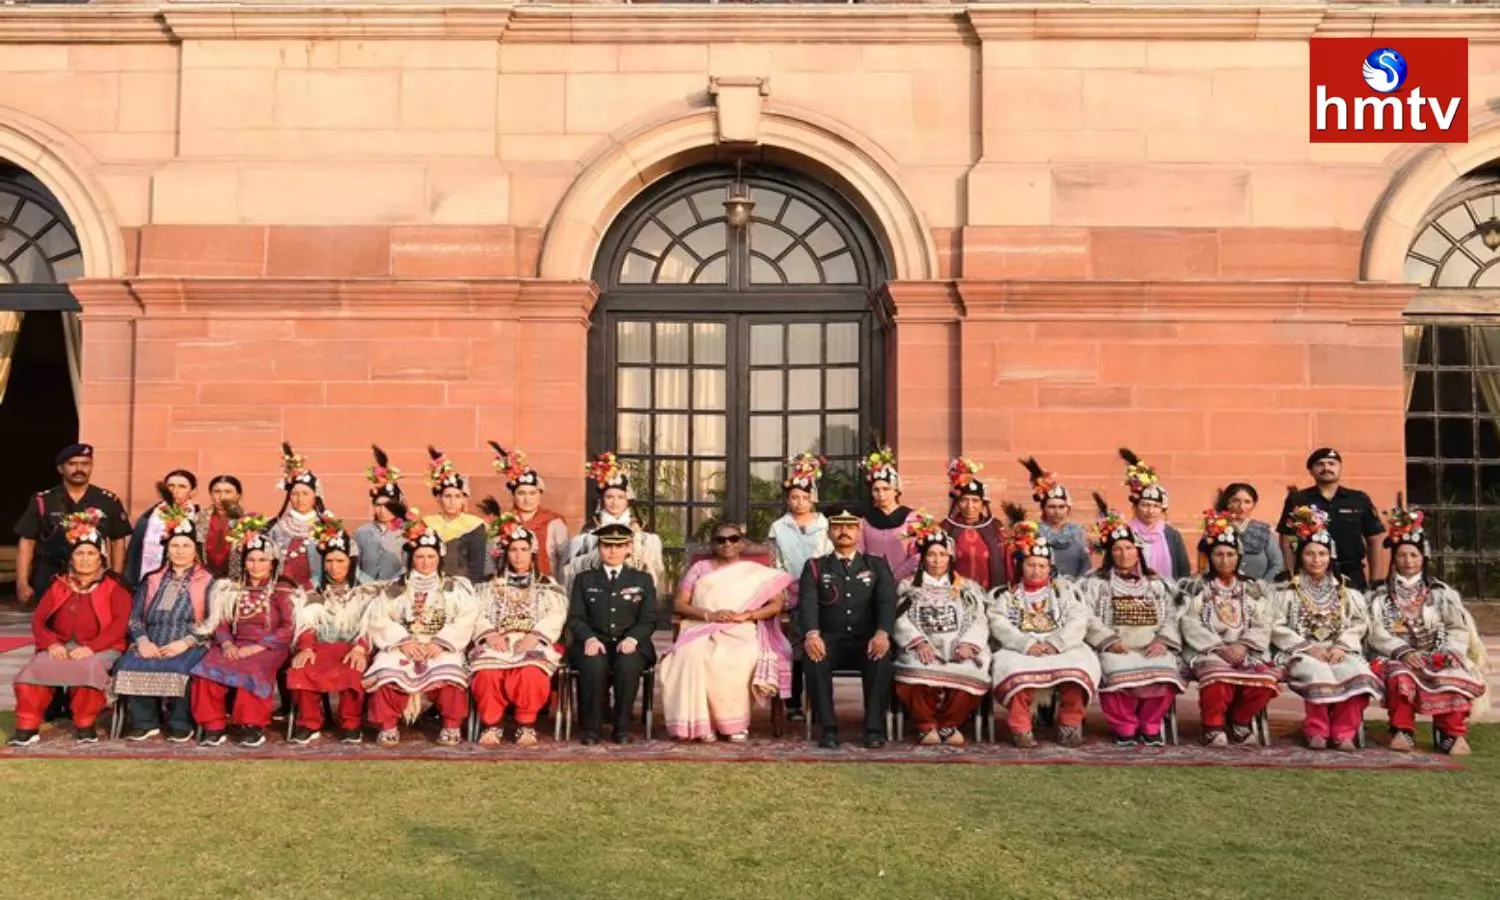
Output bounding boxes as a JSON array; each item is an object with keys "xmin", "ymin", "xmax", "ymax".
[{"xmin": 565, "ymin": 664, "xmax": 655, "ymax": 741}]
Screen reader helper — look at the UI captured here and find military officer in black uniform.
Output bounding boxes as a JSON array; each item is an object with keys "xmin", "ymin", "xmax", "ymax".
[
  {"xmin": 799, "ymin": 504, "xmax": 896, "ymax": 749},
  {"xmin": 567, "ymin": 523, "xmax": 660, "ymax": 745},
  {"xmin": 13, "ymin": 443, "xmax": 131, "ymax": 605},
  {"xmin": 1277, "ymin": 447, "xmax": 1385, "ymax": 589}
]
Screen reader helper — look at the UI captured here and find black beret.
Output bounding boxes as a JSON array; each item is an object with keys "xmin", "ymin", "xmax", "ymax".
[
  {"xmin": 55, "ymin": 443, "xmax": 93, "ymax": 466},
  {"xmin": 1306, "ymin": 448, "xmax": 1341, "ymax": 469}
]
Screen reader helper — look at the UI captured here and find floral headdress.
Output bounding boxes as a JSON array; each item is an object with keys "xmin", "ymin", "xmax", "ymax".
[
  {"xmin": 1020, "ymin": 456, "xmax": 1069, "ymax": 506},
  {"xmin": 1384, "ymin": 492, "xmax": 1428, "ymax": 554},
  {"xmin": 311, "ymin": 513, "xmax": 354, "ymax": 556},
  {"xmin": 156, "ymin": 498, "xmax": 198, "ymax": 544},
  {"xmin": 277, "ymin": 441, "xmax": 319, "ymax": 494},
  {"xmin": 489, "ymin": 440, "xmax": 544, "ymax": 493},
  {"xmin": 478, "ymin": 497, "xmax": 537, "ymax": 554},
  {"xmin": 399, "ymin": 506, "xmax": 445, "ymax": 557},
  {"xmin": 227, "ymin": 514, "xmax": 275, "ymax": 557},
  {"xmin": 586, "ymin": 451, "xmax": 631, "ymax": 496},
  {"xmin": 63, "ymin": 508, "xmax": 106, "ymax": 552},
  {"xmin": 1118, "ymin": 447, "xmax": 1166, "ymax": 506},
  {"xmin": 861, "ymin": 444, "xmax": 900, "ymax": 488},
  {"xmin": 1199, "ymin": 507, "xmax": 1240, "ymax": 552},
  {"xmin": 947, "ymin": 457, "xmax": 987, "ymax": 501},
  {"xmin": 783, "ymin": 452, "xmax": 826, "ymax": 498},
  {"xmin": 425, "ymin": 445, "xmax": 468, "ymax": 498},
  {"xmin": 1089, "ymin": 492, "xmax": 1139, "ymax": 553},
  {"xmin": 902, "ymin": 511, "xmax": 952, "ymax": 555},
  {"xmin": 1002, "ymin": 502, "xmax": 1053, "ymax": 561},
  {"xmin": 366, "ymin": 444, "xmax": 403, "ymax": 502},
  {"xmin": 1284, "ymin": 505, "xmax": 1335, "ymax": 557}
]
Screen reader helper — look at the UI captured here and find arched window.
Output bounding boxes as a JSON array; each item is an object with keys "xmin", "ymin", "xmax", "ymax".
[
  {"xmin": 1403, "ymin": 170, "xmax": 1500, "ymax": 288},
  {"xmin": 0, "ymin": 174, "xmax": 84, "ymax": 286},
  {"xmin": 589, "ymin": 164, "xmax": 888, "ymax": 578}
]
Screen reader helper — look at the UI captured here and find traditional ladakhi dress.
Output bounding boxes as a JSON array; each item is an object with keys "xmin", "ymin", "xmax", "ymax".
[
  {"xmin": 891, "ymin": 574, "xmax": 992, "ymax": 737},
  {"xmin": 270, "ymin": 509, "xmax": 321, "ymax": 590},
  {"xmin": 1039, "ymin": 522, "xmax": 1091, "ymax": 580},
  {"xmin": 287, "ymin": 580, "xmax": 379, "ymax": 733},
  {"xmin": 353, "ymin": 520, "xmax": 406, "ymax": 583},
  {"xmin": 857, "ymin": 506, "xmax": 918, "ymax": 582},
  {"xmin": 1232, "ymin": 519, "xmax": 1284, "ymax": 582},
  {"xmin": 988, "ymin": 579, "xmax": 1101, "ymax": 739},
  {"xmin": 362, "ymin": 573, "xmax": 479, "ymax": 731},
  {"xmin": 1268, "ymin": 576, "xmax": 1382, "ymax": 744},
  {"xmin": 943, "ymin": 514, "xmax": 1008, "ymax": 591},
  {"xmin": 1178, "ymin": 576, "xmax": 1281, "ymax": 736},
  {"xmin": 424, "ymin": 513, "xmax": 488, "ymax": 585},
  {"xmin": 113, "ymin": 566, "xmax": 216, "ymax": 735},
  {"xmin": 468, "ymin": 573, "xmax": 568, "ymax": 732},
  {"xmin": 768, "ymin": 511, "xmax": 831, "ymax": 713},
  {"xmin": 1081, "ymin": 569, "xmax": 1186, "ymax": 741},
  {"xmin": 561, "ymin": 512, "xmax": 667, "ymax": 596},
  {"xmin": 12, "ymin": 573, "xmax": 134, "ymax": 731},
  {"xmin": 189, "ymin": 578, "xmax": 296, "ymax": 732},
  {"xmin": 1366, "ymin": 575, "xmax": 1488, "ymax": 744},
  {"xmin": 658, "ymin": 560, "xmax": 795, "ymax": 740}
]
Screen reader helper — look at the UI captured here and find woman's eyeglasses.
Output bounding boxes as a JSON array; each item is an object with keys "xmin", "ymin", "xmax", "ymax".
[{"xmin": 712, "ymin": 534, "xmax": 743, "ymax": 545}]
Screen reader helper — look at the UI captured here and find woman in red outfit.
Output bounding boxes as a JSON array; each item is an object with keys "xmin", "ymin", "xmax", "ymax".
[
  {"xmin": 8, "ymin": 510, "xmax": 133, "ymax": 746},
  {"xmin": 287, "ymin": 515, "xmax": 376, "ymax": 745},
  {"xmin": 941, "ymin": 457, "xmax": 1007, "ymax": 590}
]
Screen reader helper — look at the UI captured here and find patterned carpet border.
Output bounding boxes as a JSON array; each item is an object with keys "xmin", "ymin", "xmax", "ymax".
[{"xmin": 0, "ymin": 723, "xmax": 1464, "ymax": 771}]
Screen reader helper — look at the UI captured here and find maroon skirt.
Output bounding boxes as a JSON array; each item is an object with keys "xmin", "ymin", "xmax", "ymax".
[{"xmin": 285, "ymin": 641, "xmax": 366, "ymax": 695}]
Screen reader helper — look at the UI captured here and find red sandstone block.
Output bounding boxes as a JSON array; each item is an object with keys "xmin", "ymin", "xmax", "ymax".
[
  {"xmin": 1172, "ymin": 322, "xmax": 1307, "ymax": 345},
  {"xmin": 198, "ymin": 381, "xmax": 327, "ymax": 406},
  {"xmin": 138, "ymin": 225, "xmax": 268, "ymax": 277},
  {"xmin": 1019, "ymin": 410, "xmax": 1208, "ymax": 455},
  {"xmin": 1133, "ymin": 385, "xmax": 1274, "ymax": 411},
  {"xmin": 447, "ymin": 382, "xmax": 519, "ymax": 409},
  {"xmin": 80, "ymin": 381, "xmax": 133, "ymax": 406},
  {"xmin": 931, "ymin": 227, "xmax": 960, "ymax": 279},
  {"xmin": 171, "ymin": 405, "xmax": 281, "ymax": 431},
  {"xmin": 1089, "ymin": 228, "xmax": 1219, "ymax": 280},
  {"xmin": 1208, "ymin": 411, "xmax": 1312, "ymax": 452},
  {"xmin": 325, "ymin": 381, "xmax": 447, "ymax": 406},
  {"xmin": 265, "ymin": 227, "xmax": 391, "ymax": 278},
  {"xmin": 964, "ymin": 411, "xmax": 1015, "ymax": 453},
  {"xmin": 1038, "ymin": 386, "xmax": 1133, "ymax": 409},
  {"xmin": 368, "ymin": 339, "xmax": 471, "ymax": 381},
  {"xmin": 283, "ymin": 406, "xmax": 477, "ymax": 450},
  {"xmin": 1274, "ymin": 387, "xmax": 1403, "ymax": 411},
  {"xmin": 896, "ymin": 351, "xmax": 955, "ymax": 390},
  {"xmin": 175, "ymin": 345, "xmax": 276, "ymax": 381},
  {"xmin": 1101, "ymin": 343, "xmax": 1307, "ymax": 386},
  {"xmin": 121, "ymin": 227, "xmax": 142, "ymax": 276},
  {"xmin": 207, "ymin": 318, "xmax": 298, "ymax": 340},
  {"xmin": 516, "ymin": 228, "xmax": 544, "ymax": 279},
  {"xmin": 133, "ymin": 381, "xmax": 199, "ymax": 405},
  {"xmin": 986, "ymin": 341, "xmax": 1101, "ymax": 385},
  {"xmin": 273, "ymin": 341, "xmax": 370, "ymax": 381},
  {"xmin": 133, "ymin": 343, "xmax": 180, "ymax": 382},
  {"xmin": 1165, "ymin": 452, "xmax": 1292, "ymax": 480},
  {"xmin": 1308, "ymin": 344, "xmax": 1402, "ymax": 388},
  {"xmin": 961, "ymin": 226, "xmax": 1090, "ymax": 279},
  {"xmin": 78, "ymin": 340, "xmax": 136, "ymax": 382},
  {"xmin": 389, "ymin": 226, "xmax": 519, "ymax": 278},
  {"xmin": 294, "ymin": 319, "xmax": 438, "ymax": 339},
  {"xmin": 1313, "ymin": 412, "xmax": 1406, "ymax": 454},
  {"xmin": 1218, "ymin": 228, "xmax": 1362, "ymax": 280},
  {"xmin": 136, "ymin": 319, "xmax": 211, "ymax": 340},
  {"xmin": 1031, "ymin": 322, "xmax": 1181, "ymax": 343},
  {"xmin": 169, "ymin": 421, "xmax": 284, "ymax": 452}
]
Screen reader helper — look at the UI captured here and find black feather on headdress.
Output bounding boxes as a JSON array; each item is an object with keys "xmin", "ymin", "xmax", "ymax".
[
  {"xmin": 1117, "ymin": 447, "xmax": 1141, "ymax": 467},
  {"xmin": 427, "ymin": 445, "xmax": 442, "ymax": 461},
  {"xmin": 386, "ymin": 500, "xmax": 408, "ymax": 520},
  {"xmin": 1212, "ymin": 485, "xmax": 1230, "ymax": 512},
  {"xmin": 869, "ymin": 429, "xmax": 885, "ymax": 452},
  {"xmin": 156, "ymin": 481, "xmax": 174, "ymax": 506},
  {"xmin": 478, "ymin": 496, "xmax": 503, "ymax": 519},
  {"xmin": 1093, "ymin": 491, "xmax": 1111, "ymax": 517},
  {"xmin": 1001, "ymin": 501, "xmax": 1027, "ymax": 527},
  {"xmin": 487, "ymin": 440, "xmax": 507, "ymax": 458},
  {"xmin": 282, "ymin": 441, "xmax": 295, "ymax": 459},
  {"xmin": 371, "ymin": 444, "xmax": 390, "ymax": 469},
  {"xmin": 1396, "ymin": 490, "xmax": 1405, "ymax": 510},
  {"xmin": 1020, "ymin": 457, "xmax": 1046, "ymax": 482}
]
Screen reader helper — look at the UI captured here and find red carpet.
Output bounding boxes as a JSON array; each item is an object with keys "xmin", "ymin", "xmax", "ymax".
[{"xmin": 0, "ymin": 637, "xmax": 32, "ymax": 654}]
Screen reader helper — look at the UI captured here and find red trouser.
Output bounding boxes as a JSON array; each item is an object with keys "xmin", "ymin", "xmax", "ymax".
[
  {"xmin": 894, "ymin": 682, "xmax": 979, "ymax": 732},
  {"xmin": 471, "ymin": 668, "xmax": 551, "ymax": 727},
  {"xmin": 1301, "ymin": 696, "xmax": 1370, "ymax": 741},
  {"xmin": 1006, "ymin": 684, "xmax": 1087, "ymax": 735},
  {"xmin": 369, "ymin": 684, "xmax": 468, "ymax": 730},
  {"xmin": 1197, "ymin": 682, "xmax": 1277, "ymax": 729},
  {"xmin": 190, "ymin": 679, "xmax": 277, "ymax": 730},
  {"xmin": 14, "ymin": 684, "xmax": 108, "ymax": 730},
  {"xmin": 1387, "ymin": 690, "xmax": 1470, "ymax": 737},
  {"xmin": 292, "ymin": 688, "xmax": 365, "ymax": 732}
]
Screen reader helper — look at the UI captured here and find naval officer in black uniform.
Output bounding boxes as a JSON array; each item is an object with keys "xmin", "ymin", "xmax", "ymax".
[
  {"xmin": 567, "ymin": 522, "xmax": 660, "ymax": 745},
  {"xmin": 1276, "ymin": 447, "xmax": 1385, "ymax": 589},
  {"xmin": 799, "ymin": 504, "xmax": 896, "ymax": 749},
  {"xmin": 13, "ymin": 443, "xmax": 131, "ymax": 604}
]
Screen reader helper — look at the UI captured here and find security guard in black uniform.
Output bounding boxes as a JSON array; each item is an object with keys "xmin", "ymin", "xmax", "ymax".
[
  {"xmin": 1276, "ymin": 447, "xmax": 1385, "ymax": 589},
  {"xmin": 13, "ymin": 443, "xmax": 131, "ymax": 605},
  {"xmin": 567, "ymin": 523, "xmax": 660, "ymax": 745},
  {"xmin": 798, "ymin": 504, "xmax": 896, "ymax": 749}
]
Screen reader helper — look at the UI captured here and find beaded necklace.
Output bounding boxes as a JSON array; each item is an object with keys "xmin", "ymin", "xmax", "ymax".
[{"xmin": 1206, "ymin": 577, "xmax": 1245, "ymax": 631}]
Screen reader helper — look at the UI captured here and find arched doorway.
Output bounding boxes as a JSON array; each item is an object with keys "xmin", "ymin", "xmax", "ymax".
[{"xmin": 588, "ymin": 163, "xmax": 889, "ymax": 576}]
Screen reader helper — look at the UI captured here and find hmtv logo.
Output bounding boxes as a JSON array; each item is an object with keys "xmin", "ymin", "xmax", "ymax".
[{"xmin": 1309, "ymin": 38, "xmax": 1468, "ymax": 143}]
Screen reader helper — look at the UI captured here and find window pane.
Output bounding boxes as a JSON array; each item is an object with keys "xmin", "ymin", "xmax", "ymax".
[
  {"xmin": 683, "ymin": 222, "xmax": 726, "ymax": 261},
  {"xmin": 788, "ymin": 323, "xmax": 820, "ymax": 365},
  {"xmin": 1478, "ymin": 327, "xmax": 1500, "ymax": 367},
  {"xmin": 617, "ymin": 413, "xmax": 650, "ymax": 454},
  {"xmin": 656, "ymin": 199, "xmax": 694, "ymax": 235},
  {"xmin": 1445, "ymin": 509, "xmax": 1479, "ymax": 551},
  {"xmin": 805, "ymin": 221, "xmax": 847, "ymax": 258},
  {"xmin": 1408, "ymin": 371, "xmax": 1435, "ymax": 413},
  {"xmin": 619, "ymin": 250, "xmax": 655, "ymax": 284},
  {"xmin": 751, "ymin": 371, "xmax": 783, "ymax": 412},
  {"xmin": 1405, "ymin": 418, "xmax": 1436, "ymax": 458},
  {"xmin": 788, "ymin": 369, "xmax": 820, "ymax": 411},
  {"xmin": 654, "ymin": 504, "xmax": 688, "ymax": 551},
  {"xmin": 750, "ymin": 416, "xmax": 782, "ymax": 459},
  {"xmin": 788, "ymin": 415, "xmax": 820, "ymax": 455},
  {"xmin": 0, "ymin": 191, "xmax": 18, "ymax": 221},
  {"xmin": 1482, "ymin": 467, "xmax": 1500, "ymax": 507},
  {"xmin": 36, "ymin": 223, "xmax": 78, "ymax": 260},
  {"xmin": 822, "ymin": 459, "xmax": 858, "ymax": 502},
  {"xmin": 617, "ymin": 322, "xmax": 651, "ymax": 364},
  {"xmin": 693, "ymin": 323, "xmax": 726, "ymax": 365},
  {"xmin": 631, "ymin": 219, "xmax": 672, "ymax": 258},
  {"xmin": 617, "ymin": 368, "xmax": 650, "ymax": 409},
  {"xmin": 751, "ymin": 325, "xmax": 783, "ymax": 365},
  {"xmin": 652, "ymin": 460, "xmax": 690, "ymax": 502},
  {"xmin": 693, "ymin": 256, "xmax": 727, "ymax": 285},
  {"xmin": 748, "ymin": 506, "xmax": 779, "ymax": 543},
  {"xmin": 1437, "ymin": 371, "xmax": 1474, "ymax": 412},
  {"xmin": 658, "ymin": 245, "xmax": 697, "ymax": 284},
  {"xmin": 1482, "ymin": 420, "xmax": 1500, "ymax": 460},
  {"xmin": 826, "ymin": 368, "xmax": 859, "ymax": 410},
  {"xmin": 750, "ymin": 255, "xmax": 783, "ymax": 285},
  {"xmin": 826, "ymin": 415, "xmax": 858, "ymax": 456},
  {"xmin": 1442, "ymin": 464, "xmax": 1476, "ymax": 505},
  {"xmin": 693, "ymin": 369, "xmax": 725, "ymax": 411},
  {"xmin": 1413, "ymin": 325, "xmax": 1434, "ymax": 365},
  {"xmin": 1435, "ymin": 326, "xmax": 1469, "ymax": 367},
  {"xmin": 780, "ymin": 244, "xmax": 821, "ymax": 284},
  {"xmin": 690, "ymin": 506, "xmax": 724, "ymax": 543},
  {"xmin": 655, "ymin": 368, "xmax": 688, "ymax": 409},
  {"xmin": 1407, "ymin": 462, "xmax": 1437, "ymax": 506},
  {"xmin": 1439, "ymin": 418, "xmax": 1475, "ymax": 459},
  {"xmin": 656, "ymin": 323, "xmax": 689, "ymax": 363},
  {"xmin": 655, "ymin": 414, "xmax": 688, "ymax": 455},
  {"xmin": 1441, "ymin": 556, "xmax": 1480, "ymax": 597},
  {"xmin": 9, "ymin": 246, "xmax": 50, "ymax": 282},
  {"xmin": 827, "ymin": 323, "xmax": 860, "ymax": 364},
  {"xmin": 751, "ymin": 221, "xmax": 794, "ymax": 260},
  {"xmin": 749, "ymin": 462, "xmax": 783, "ymax": 503},
  {"xmin": 50, "ymin": 255, "xmax": 82, "ymax": 283},
  {"xmin": 1436, "ymin": 254, "xmax": 1479, "ymax": 288},
  {"xmin": 686, "ymin": 189, "xmax": 722, "ymax": 223},
  {"xmin": 781, "ymin": 198, "xmax": 818, "ymax": 236},
  {"xmin": 11, "ymin": 201, "xmax": 50, "ymax": 238},
  {"xmin": 692, "ymin": 461, "xmax": 726, "ymax": 504},
  {"xmin": 692, "ymin": 415, "xmax": 726, "ymax": 456}
]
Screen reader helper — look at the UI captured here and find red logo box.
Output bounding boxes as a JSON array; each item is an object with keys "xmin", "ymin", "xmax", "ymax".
[{"xmin": 1309, "ymin": 38, "xmax": 1468, "ymax": 144}]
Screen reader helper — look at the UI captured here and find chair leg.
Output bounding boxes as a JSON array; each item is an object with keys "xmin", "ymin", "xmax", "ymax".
[
  {"xmin": 566, "ymin": 672, "xmax": 577, "ymax": 742},
  {"xmin": 467, "ymin": 705, "xmax": 478, "ymax": 744},
  {"xmin": 286, "ymin": 700, "xmax": 297, "ymax": 742},
  {"xmin": 771, "ymin": 696, "xmax": 785, "ymax": 739},
  {"xmin": 110, "ymin": 697, "xmax": 124, "ymax": 741},
  {"xmin": 643, "ymin": 667, "xmax": 654, "ymax": 741},
  {"xmin": 552, "ymin": 670, "xmax": 564, "ymax": 743}
]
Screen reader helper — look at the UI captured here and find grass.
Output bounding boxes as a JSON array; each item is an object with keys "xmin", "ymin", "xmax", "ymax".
[{"xmin": 2, "ymin": 710, "xmax": 1498, "ymax": 899}]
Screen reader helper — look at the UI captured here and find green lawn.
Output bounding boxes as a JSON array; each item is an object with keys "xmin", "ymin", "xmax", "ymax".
[{"xmin": 2, "ymin": 710, "xmax": 1497, "ymax": 899}]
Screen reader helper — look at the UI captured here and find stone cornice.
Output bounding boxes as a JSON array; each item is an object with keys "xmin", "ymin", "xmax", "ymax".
[
  {"xmin": 505, "ymin": 3, "xmax": 973, "ymax": 44},
  {"xmin": 162, "ymin": 3, "xmax": 516, "ymax": 40},
  {"xmin": 968, "ymin": 5, "xmax": 1327, "ymax": 41},
  {"xmin": 83, "ymin": 277, "xmax": 598, "ymax": 324},
  {"xmin": 1317, "ymin": 6, "xmax": 1500, "ymax": 39},
  {"xmin": 0, "ymin": 6, "xmax": 171, "ymax": 43}
]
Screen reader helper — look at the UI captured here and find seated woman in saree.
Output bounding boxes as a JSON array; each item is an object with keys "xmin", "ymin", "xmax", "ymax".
[
  {"xmin": 113, "ymin": 503, "xmax": 216, "ymax": 743},
  {"xmin": 1079, "ymin": 493, "xmax": 1185, "ymax": 747},
  {"xmin": 658, "ymin": 521, "xmax": 794, "ymax": 742},
  {"xmin": 9, "ymin": 510, "xmax": 133, "ymax": 746},
  {"xmin": 1365, "ymin": 496, "xmax": 1488, "ymax": 756},
  {"xmin": 1268, "ymin": 507, "xmax": 1382, "ymax": 751},
  {"xmin": 1178, "ymin": 509, "xmax": 1280, "ymax": 747},
  {"xmin": 988, "ymin": 505, "xmax": 1099, "ymax": 748},
  {"xmin": 190, "ymin": 517, "xmax": 297, "ymax": 748},
  {"xmin": 288, "ymin": 515, "xmax": 377, "ymax": 745},
  {"xmin": 469, "ymin": 503, "xmax": 568, "ymax": 747},
  {"xmin": 891, "ymin": 514, "xmax": 991, "ymax": 746}
]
